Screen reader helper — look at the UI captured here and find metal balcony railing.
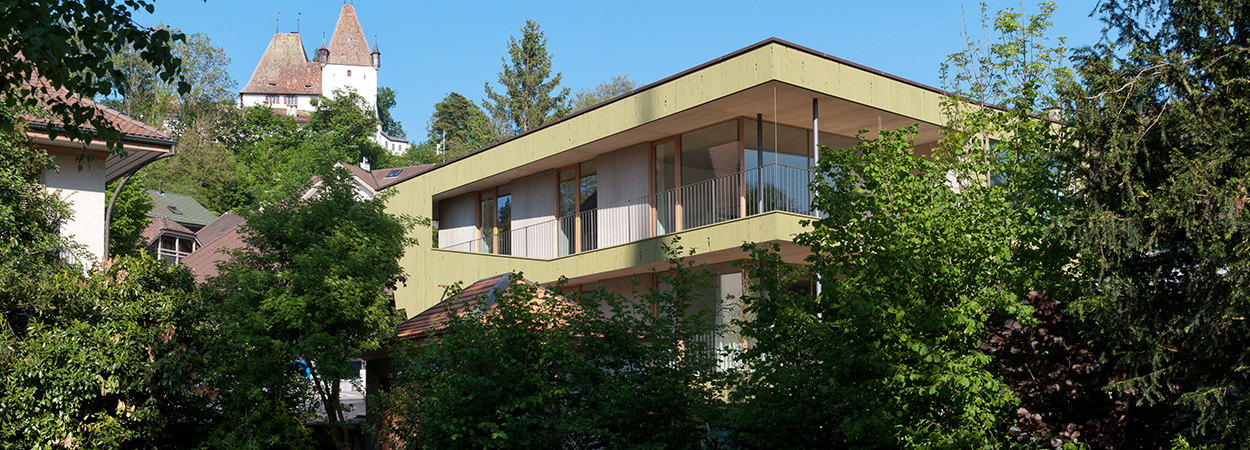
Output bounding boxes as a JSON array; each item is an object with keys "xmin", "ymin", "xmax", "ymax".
[{"xmin": 442, "ymin": 163, "xmax": 815, "ymax": 258}]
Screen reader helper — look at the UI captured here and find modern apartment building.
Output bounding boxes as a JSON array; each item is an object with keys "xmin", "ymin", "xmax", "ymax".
[{"xmin": 385, "ymin": 38, "xmax": 948, "ymax": 333}]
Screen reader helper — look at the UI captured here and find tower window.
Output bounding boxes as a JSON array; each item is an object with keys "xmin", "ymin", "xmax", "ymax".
[{"xmin": 347, "ymin": 70, "xmax": 352, "ymax": 77}]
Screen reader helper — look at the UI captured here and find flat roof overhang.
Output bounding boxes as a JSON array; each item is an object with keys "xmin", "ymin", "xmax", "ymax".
[
  {"xmin": 422, "ymin": 39, "xmax": 950, "ymax": 202},
  {"xmin": 432, "ymin": 80, "xmax": 943, "ymax": 202}
]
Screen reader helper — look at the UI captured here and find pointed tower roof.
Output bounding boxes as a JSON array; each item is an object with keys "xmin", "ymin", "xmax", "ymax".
[
  {"xmin": 326, "ymin": 4, "xmax": 372, "ymax": 66},
  {"xmin": 241, "ymin": 33, "xmax": 321, "ymax": 95}
]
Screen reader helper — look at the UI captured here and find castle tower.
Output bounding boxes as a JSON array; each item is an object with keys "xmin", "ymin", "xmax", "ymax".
[{"xmin": 321, "ymin": 4, "xmax": 377, "ymax": 114}]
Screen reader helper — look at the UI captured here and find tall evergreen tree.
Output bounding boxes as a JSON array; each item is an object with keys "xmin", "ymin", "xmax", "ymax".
[
  {"xmin": 482, "ymin": 19, "xmax": 570, "ymax": 135},
  {"xmin": 1060, "ymin": 0, "xmax": 1250, "ymax": 445}
]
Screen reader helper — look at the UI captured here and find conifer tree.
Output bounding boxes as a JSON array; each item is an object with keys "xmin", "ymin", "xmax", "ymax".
[
  {"xmin": 482, "ymin": 19, "xmax": 570, "ymax": 135},
  {"xmin": 1059, "ymin": 0, "xmax": 1250, "ymax": 444}
]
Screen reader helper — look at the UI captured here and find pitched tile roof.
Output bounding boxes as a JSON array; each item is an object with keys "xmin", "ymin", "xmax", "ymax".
[
  {"xmin": 393, "ymin": 275, "xmax": 576, "ymax": 343},
  {"xmin": 342, "ymin": 162, "xmax": 436, "ymax": 191},
  {"xmin": 326, "ymin": 5, "xmax": 373, "ymax": 67},
  {"xmin": 145, "ymin": 190, "xmax": 218, "ymax": 228},
  {"xmin": 140, "ymin": 217, "xmax": 196, "ymax": 244},
  {"xmin": 182, "ymin": 219, "xmax": 246, "ymax": 282},
  {"xmin": 394, "ymin": 274, "xmax": 513, "ymax": 341},
  {"xmin": 20, "ymin": 78, "xmax": 173, "ymax": 142},
  {"xmin": 305, "ymin": 162, "xmax": 436, "ymax": 197},
  {"xmin": 196, "ymin": 212, "xmax": 246, "ymax": 244},
  {"xmin": 240, "ymin": 33, "xmax": 322, "ymax": 95}
]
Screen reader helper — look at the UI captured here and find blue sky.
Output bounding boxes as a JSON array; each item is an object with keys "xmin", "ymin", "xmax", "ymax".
[{"xmin": 141, "ymin": 0, "xmax": 1104, "ymax": 142}]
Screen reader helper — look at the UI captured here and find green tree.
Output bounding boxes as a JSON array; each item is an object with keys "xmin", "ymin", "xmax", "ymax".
[
  {"xmin": 428, "ymin": 92, "xmax": 496, "ymax": 160},
  {"xmin": 389, "ymin": 248, "xmax": 724, "ymax": 450},
  {"xmin": 728, "ymin": 4, "xmax": 1069, "ymax": 448},
  {"xmin": 0, "ymin": 0, "xmax": 187, "ymax": 150},
  {"xmin": 0, "ymin": 107, "xmax": 73, "ymax": 332},
  {"xmin": 482, "ymin": 19, "xmax": 570, "ymax": 135},
  {"xmin": 106, "ymin": 172, "xmax": 154, "ymax": 258},
  {"xmin": 377, "ymin": 86, "xmax": 405, "ymax": 138},
  {"xmin": 212, "ymin": 168, "xmax": 415, "ymax": 450},
  {"xmin": 104, "ymin": 28, "xmax": 235, "ymax": 129},
  {"xmin": 228, "ymin": 88, "xmax": 386, "ymax": 205},
  {"xmin": 570, "ymin": 74, "xmax": 637, "ymax": 111},
  {"xmin": 0, "ymin": 254, "xmax": 225, "ymax": 450},
  {"xmin": 142, "ymin": 103, "xmax": 252, "ymax": 214},
  {"xmin": 304, "ymin": 88, "xmax": 385, "ymax": 168},
  {"xmin": 1058, "ymin": 0, "xmax": 1250, "ymax": 445},
  {"xmin": 377, "ymin": 140, "xmax": 440, "ymax": 167}
]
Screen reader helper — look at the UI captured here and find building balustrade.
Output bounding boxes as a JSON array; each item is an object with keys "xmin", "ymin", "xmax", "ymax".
[{"xmin": 442, "ymin": 163, "xmax": 816, "ymax": 258}]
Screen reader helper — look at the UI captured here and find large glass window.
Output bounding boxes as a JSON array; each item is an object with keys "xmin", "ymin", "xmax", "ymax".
[
  {"xmin": 496, "ymin": 185, "xmax": 512, "ymax": 255},
  {"xmin": 745, "ymin": 119, "xmax": 811, "ymax": 214},
  {"xmin": 558, "ymin": 169, "xmax": 577, "ymax": 256},
  {"xmin": 479, "ymin": 190, "xmax": 495, "ymax": 253},
  {"xmin": 680, "ymin": 120, "xmax": 740, "ymax": 228},
  {"xmin": 557, "ymin": 163, "xmax": 598, "ymax": 256},
  {"xmin": 654, "ymin": 140, "xmax": 677, "ymax": 235},
  {"xmin": 579, "ymin": 160, "xmax": 598, "ymax": 252}
]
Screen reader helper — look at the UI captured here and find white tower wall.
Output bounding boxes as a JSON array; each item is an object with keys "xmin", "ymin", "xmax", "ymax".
[{"xmin": 321, "ymin": 64, "xmax": 377, "ymax": 114}]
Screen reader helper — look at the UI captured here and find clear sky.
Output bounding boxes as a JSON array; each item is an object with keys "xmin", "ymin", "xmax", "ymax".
[{"xmin": 140, "ymin": 0, "xmax": 1105, "ymax": 143}]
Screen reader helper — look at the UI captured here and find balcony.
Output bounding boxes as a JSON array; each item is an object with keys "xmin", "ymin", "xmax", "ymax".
[{"xmin": 442, "ymin": 163, "xmax": 815, "ymax": 258}]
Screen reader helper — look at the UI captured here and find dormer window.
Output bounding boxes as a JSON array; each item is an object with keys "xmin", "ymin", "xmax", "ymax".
[{"xmin": 167, "ymin": 205, "xmax": 183, "ymax": 215}]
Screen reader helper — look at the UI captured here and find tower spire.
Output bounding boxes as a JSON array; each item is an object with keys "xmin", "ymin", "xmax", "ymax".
[{"xmin": 275, "ymin": 12, "xmax": 279, "ymax": 33}]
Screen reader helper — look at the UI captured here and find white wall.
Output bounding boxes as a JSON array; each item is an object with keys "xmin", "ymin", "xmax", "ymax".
[
  {"xmin": 373, "ymin": 127, "xmax": 407, "ymax": 155},
  {"xmin": 321, "ymin": 64, "xmax": 377, "ymax": 113},
  {"xmin": 509, "ymin": 171, "xmax": 556, "ymax": 258},
  {"xmin": 437, "ymin": 192, "xmax": 478, "ymax": 251},
  {"xmin": 237, "ymin": 93, "xmax": 318, "ymax": 115},
  {"xmin": 595, "ymin": 143, "xmax": 652, "ymax": 247},
  {"xmin": 43, "ymin": 151, "xmax": 107, "ymax": 263}
]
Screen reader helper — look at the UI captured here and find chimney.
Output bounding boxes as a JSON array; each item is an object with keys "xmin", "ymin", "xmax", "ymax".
[{"xmin": 360, "ymin": 159, "xmax": 371, "ymax": 171}]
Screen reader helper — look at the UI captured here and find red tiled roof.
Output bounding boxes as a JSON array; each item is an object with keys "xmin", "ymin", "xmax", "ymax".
[
  {"xmin": 394, "ymin": 274, "xmax": 512, "ymax": 341},
  {"xmin": 308, "ymin": 162, "xmax": 435, "ymax": 195},
  {"xmin": 196, "ymin": 212, "xmax": 246, "ymax": 244},
  {"xmin": 326, "ymin": 5, "xmax": 372, "ymax": 67},
  {"xmin": 372, "ymin": 164, "xmax": 434, "ymax": 190},
  {"xmin": 393, "ymin": 275, "xmax": 579, "ymax": 343},
  {"xmin": 20, "ymin": 78, "xmax": 172, "ymax": 143},
  {"xmin": 182, "ymin": 217, "xmax": 247, "ymax": 283},
  {"xmin": 240, "ymin": 33, "xmax": 322, "ymax": 95},
  {"xmin": 140, "ymin": 217, "xmax": 196, "ymax": 245}
]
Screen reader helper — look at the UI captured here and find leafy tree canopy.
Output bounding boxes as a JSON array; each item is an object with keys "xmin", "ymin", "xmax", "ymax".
[
  {"xmin": 428, "ymin": 91, "xmax": 496, "ymax": 160},
  {"xmin": 212, "ymin": 168, "xmax": 415, "ymax": 450},
  {"xmin": 102, "ymin": 27, "xmax": 235, "ymax": 129},
  {"xmin": 389, "ymin": 247, "xmax": 724, "ymax": 450},
  {"xmin": 729, "ymin": 3, "xmax": 1070, "ymax": 448},
  {"xmin": 106, "ymin": 172, "xmax": 154, "ymax": 258},
  {"xmin": 377, "ymin": 86, "xmax": 405, "ymax": 138},
  {"xmin": 0, "ymin": 0, "xmax": 188, "ymax": 151},
  {"xmin": 570, "ymin": 74, "xmax": 637, "ymax": 111}
]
